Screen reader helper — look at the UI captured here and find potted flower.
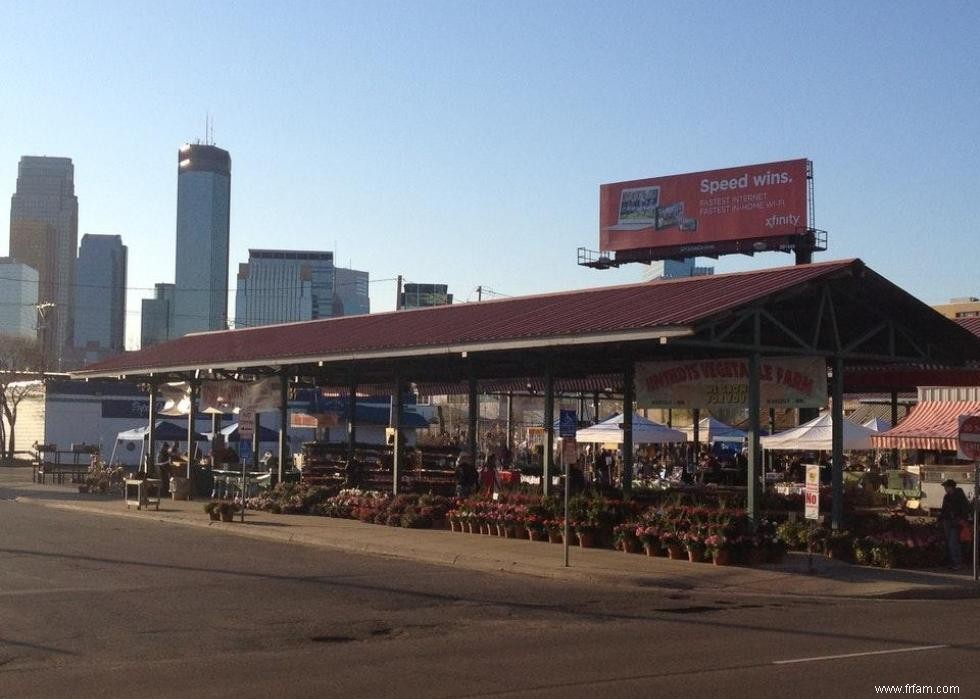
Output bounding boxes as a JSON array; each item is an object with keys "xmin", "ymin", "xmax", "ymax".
[
  {"xmin": 204, "ymin": 501, "xmax": 221, "ymax": 521},
  {"xmin": 574, "ymin": 520, "xmax": 599, "ymax": 548},
  {"xmin": 684, "ymin": 532, "xmax": 708, "ymax": 562},
  {"xmin": 215, "ymin": 500, "xmax": 238, "ymax": 522},
  {"xmin": 545, "ymin": 519, "xmax": 564, "ymax": 544},
  {"xmin": 704, "ymin": 533, "xmax": 731, "ymax": 566},
  {"xmin": 613, "ymin": 524, "xmax": 641, "ymax": 553},
  {"xmin": 661, "ymin": 530, "xmax": 685, "ymax": 560},
  {"xmin": 636, "ymin": 525, "xmax": 662, "ymax": 556},
  {"xmin": 524, "ymin": 513, "xmax": 546, "ymax": 542}
]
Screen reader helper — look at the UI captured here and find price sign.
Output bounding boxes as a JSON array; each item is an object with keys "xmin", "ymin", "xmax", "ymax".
[{"xmin": 804, "ymin": 464, "xmax": 820, "ymax": 520}]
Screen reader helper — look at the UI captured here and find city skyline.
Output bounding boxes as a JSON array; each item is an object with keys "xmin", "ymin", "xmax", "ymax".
[{"xmin": 1, "ymin": 2, "xmax": 977, "ymax": 353}]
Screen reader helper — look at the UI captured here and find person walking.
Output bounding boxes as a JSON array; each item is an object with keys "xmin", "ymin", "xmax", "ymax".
[{"xmin": 939, "ymin": 478, "xmax": 972, "ymax": 571}]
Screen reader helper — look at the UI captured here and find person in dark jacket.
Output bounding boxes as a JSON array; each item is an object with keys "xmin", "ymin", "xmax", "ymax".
[{"xmin": 939, "ymin": 479, "xmax": 972, "ymax": 570}]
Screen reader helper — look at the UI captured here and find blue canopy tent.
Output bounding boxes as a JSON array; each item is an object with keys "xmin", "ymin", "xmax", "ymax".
[{"xmin": 205, "ymin": 422, "xmax": 281, "ymax": 443}]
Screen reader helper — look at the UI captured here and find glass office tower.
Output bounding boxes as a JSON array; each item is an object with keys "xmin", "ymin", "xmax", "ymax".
[{"xmin": 173, "ymin": 144, "xmax": 231, "ymax": 337}]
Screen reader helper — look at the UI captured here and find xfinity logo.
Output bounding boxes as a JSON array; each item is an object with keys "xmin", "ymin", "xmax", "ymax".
[{"xmin": 766, "ymin": 214, "xmax": 800, "ymax": 229}]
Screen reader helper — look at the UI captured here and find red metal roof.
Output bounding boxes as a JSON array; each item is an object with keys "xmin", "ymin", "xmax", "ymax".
[
  {"xmin": 957, "ymin": 317, "xmax": 980, "ymax": 337},
  {"xmin": 77, "ymin": 259, "xmax": 862, "ymax": 377},
  {"xmin": 871, "ymin": 401, "xmax": 980, "ymax": 451}
]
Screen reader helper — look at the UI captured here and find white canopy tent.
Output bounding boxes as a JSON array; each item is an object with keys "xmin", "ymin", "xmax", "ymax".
[
  {"xmin": 109, "ymin": 421, "xmax": 208, "ymax": 467},
  {"xmin": 576, "ymin": 413, "xmax": 687, "ymax": 445},
  {"xmin": 862, "ymin": 417, "xmax": 891, "ymax": 432},
  {"xmin": 760, "ymin": 414, "xmax": 876, "ymax": 451},
  {"xmin": 682, "ymin": 417, "xmax": 747, "ymax": 444}
]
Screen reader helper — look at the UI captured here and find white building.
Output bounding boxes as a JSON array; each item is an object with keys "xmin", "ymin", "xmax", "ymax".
[{"xmin": 0, "ymin": 257, "xmax": 39, "ymax": 339}]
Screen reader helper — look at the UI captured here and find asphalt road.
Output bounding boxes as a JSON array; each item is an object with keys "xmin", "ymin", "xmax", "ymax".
[{"xmin": 1, "ymin": 494, "xmax": 979, "ymax": 698}]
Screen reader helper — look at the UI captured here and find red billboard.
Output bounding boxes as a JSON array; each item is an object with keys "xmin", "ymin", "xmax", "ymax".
[{"xmin": 599, "ymin": 159, "xmax": 809, "ymax": 257}]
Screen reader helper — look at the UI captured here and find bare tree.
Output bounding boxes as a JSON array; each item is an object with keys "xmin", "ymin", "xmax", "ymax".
[{"xmin": 0, "ymin": 335, "xmax": 43, "ymax": 463}]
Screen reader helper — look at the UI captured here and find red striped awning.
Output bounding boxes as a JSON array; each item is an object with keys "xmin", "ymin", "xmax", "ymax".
[{"xmin": 871, "ymin": 401, "xmax": 980, "ymax": 451}]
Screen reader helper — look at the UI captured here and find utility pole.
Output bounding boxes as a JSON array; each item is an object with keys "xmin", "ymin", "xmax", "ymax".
[
  {"xmin": 476, "ymin": 285, "xmax": 482, "ymax": 302},
  {"xmin": 35, "ymin": 302, "xmax": 55, "ymax": 372},
  {"xmin": 395, "ymin": 275, "xmax": 403, "ymax": 310}
]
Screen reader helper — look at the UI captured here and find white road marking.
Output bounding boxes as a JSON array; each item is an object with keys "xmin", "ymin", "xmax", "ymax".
[{"xmin": 774, "ymin": 645, "xmax": 948, "ymax": 665}]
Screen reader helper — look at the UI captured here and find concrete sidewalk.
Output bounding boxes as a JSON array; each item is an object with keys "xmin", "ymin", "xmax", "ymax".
[{"xmin": 3, "ymin": 466, "xmax": 978, "ymax": 600}]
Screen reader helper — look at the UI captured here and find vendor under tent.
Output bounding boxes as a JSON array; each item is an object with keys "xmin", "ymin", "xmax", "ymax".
[
  {"xmin": 576, "ymin": 412, "xmax": 687, "ymax": 445},
  {"xmin": 760, "ymin": 414, "xmax": 876, "ymax": 451},
  {"xmin": 109, "ymin": 420, "xmax": 208, "ymax": 468},
  {"xmin": 682, "ymin": 417, "xmax": 747, "ymax": 444}
]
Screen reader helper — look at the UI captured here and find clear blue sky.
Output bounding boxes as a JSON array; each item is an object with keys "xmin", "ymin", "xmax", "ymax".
[{"xmin": 2, "ymin": 1, "xmax": 977, "ymax": 350}]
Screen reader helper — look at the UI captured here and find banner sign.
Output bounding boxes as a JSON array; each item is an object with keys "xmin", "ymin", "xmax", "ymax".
[
  {"xmin": 559, "ymin": 410, "xmax": 578, "ymax": 438},
  {"xmin": 804, "ymin": 464, "xmax": 820, "ymax": 520},
  {"xmin": 958, "ymin": 415, "xmax": 980, "ymax": 461},
  {"xmin": 238, "ymin": 410, "xmax": 255, "ymax": 442},
  {"xmin": 634, "ymin": 356, "xmax": 826, "ymax": 409},
  {"xmin": 291, "ymin": 412, "xmax": 341, "ymax": 429},
  {"xmin": 200, "ymin": 381, "xmax": 247, "ymax": 413},
  {"xmin": 599, "ymin": 159, "xmax": 809, "ymax": 257},
  {"xmin": 199, "ymin": 378, "xmax": 282, "ymax": 414}
]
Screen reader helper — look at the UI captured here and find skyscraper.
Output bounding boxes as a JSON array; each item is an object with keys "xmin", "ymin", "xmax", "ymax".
[
  {"xmin": 0, "ymin": 258, "xmax": 39, "ymax": 340},
  {"xmin": 173, "ymin": 144, "xmax": 231, "ymax": 337},
  {"xmin": 141, "ymin": 283, "xmax": 176, "ymax": 348},
  {"xmin": 9, "ymin": 156, "xmax": 78, "ymax": 366},
  {"xmin": 234, "ymin": 249, "xmax": 370, "ymax": 328},
  {"xmin": 74, "ymin": 234, "xmax": 127, "ymax": 362}
]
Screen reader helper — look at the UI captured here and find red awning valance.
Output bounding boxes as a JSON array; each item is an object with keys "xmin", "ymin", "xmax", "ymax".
[{"xmin": 871, "ymin": 401, "xmax": 980, "ymax": 451}]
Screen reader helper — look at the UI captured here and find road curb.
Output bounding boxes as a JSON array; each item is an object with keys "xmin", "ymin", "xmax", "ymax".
[{"xmin": 11, "ymin": 494, "xmax": 979, "ymax": 601}]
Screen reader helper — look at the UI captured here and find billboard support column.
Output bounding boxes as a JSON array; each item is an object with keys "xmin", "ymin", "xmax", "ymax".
[
  {"xmin": 622, "ymin": 362, "xmax": 635, "ymax": 497},
  {"xmin": 543, "ymin": 367, "xmax": 554, "ymax": 497},
  {"xmin": 831, "ymin": 356, "xmax": 845, "ymax": 530},
  {"xmin": 747, "ymin": 353, "xmax": 761, "ymax": 527}
]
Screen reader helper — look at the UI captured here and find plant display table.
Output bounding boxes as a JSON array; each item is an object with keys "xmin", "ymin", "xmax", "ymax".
[{"xmin": 124, "ymin": 479, "xmax": 161, "ymax": 510}]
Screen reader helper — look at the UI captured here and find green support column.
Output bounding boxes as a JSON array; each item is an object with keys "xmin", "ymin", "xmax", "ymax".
[
  {"xmin": 186, "ymin": 380, "xmax": 198, "ymax": 479},
  {"xmin": 347, "ymin": 378, "xmax": 358, "ymax": 461},
  {"xmin": 622, "ymin": 362, "xmax": 635, "ymax": 497},
  {"xmin": 747, "ymin": 353, "xmax": 762, "ymax": 526},
  {"xmin": 543, "ymin": 367, "xmax": 554, "ymax": 496},
  {"xmin": 392, "ymin": 375, "xmax": 403, "ymax": 496},
  {"xmin": 252, "ymin": 412, "xmax": 261, "ymax": 468},
  {"xmin": 506, "ymin": 392, "xmax": 514, "ymax": 454},
  {"xmin": 832, "ymin": 356, "xmax": 845, "ymax": 529},
  {"xmin": 692, "ymin": 407, "xmax": 701, "ymax": 467},
  {"xmin": 890, "ymin": 390, "xmax": 899, "ymax": 469},
  {"xmin": 468, "ymin": 377, "xmax": 478, "ymax": 473},
  {"xmin": 278, "ymin": 374, "xmax": 288, "ymax": 483},
  {"xmin": 146, "ymin": 381, "xmax": 158, "ymax": 475}
]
